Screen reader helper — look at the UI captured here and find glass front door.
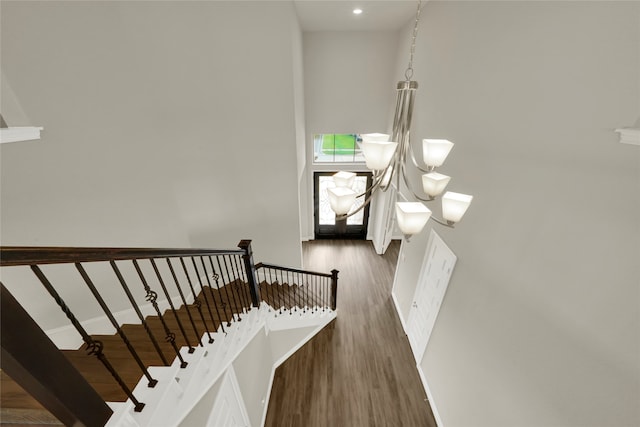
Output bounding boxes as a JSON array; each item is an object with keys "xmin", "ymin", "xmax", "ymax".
[{"xmin": 314, "ymin": 172, "xmax": 372, "ymax": 239}]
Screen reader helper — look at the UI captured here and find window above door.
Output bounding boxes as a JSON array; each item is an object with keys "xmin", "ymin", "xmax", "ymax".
[{"xmin": 313, "ymin": 134, "xmax": 365, "ymax": 164}]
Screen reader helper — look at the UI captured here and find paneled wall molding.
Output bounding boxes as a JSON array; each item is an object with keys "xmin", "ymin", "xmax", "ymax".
[{"xmin": 615, "ymin": 127, "xmax": 640, "ymax": 146}]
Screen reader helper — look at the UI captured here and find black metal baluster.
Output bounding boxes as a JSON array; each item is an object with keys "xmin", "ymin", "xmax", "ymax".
[
  {"xmin": 259, "ymin": 268, "xmax": 270, "ymax": 309},
  {"xmin": 31, "ymin": 265, "xmax": 146, "ymax": 412},
  {"xmin": 297, "ymin": 272, "xmax": 303, "ymax": 312},
  {"xmin": 271, "ymin": 269, "xmax": 282, "ymax": 314},
  {"xmin": 149, "ymin": 259, "xmax": 194, "ymax": 354},
  {"xmin": 313, "ymin": 276, "xmax": 322, "ymax": 311},
  {"xmin": 306, "ymin": 275, "xmax": 313, "ymax": 312},
  {"xmin": 166, "ymin": 258, "xmax": 202, "ymax": 347},
  {"xmin": 229, "ymin": 255, "xmax": 246, "ymax": 311},
  {"xmin": 297, "ymin": 273, "xmax": 303, "ymax": 312},
  {"xmin": 292, "ymin": 271, "xmax": 298, "ymax": 312},
  {"xmin": 285, "ymin": 270, "xmax": 292, "ymax": 314},
  {"xmin": 110, "ymin": 261, "xmax": 169, "ymax": 366},
  {"xmin": 133, "ymin": 260, "xmax": 188, "ymax": 368},
  {"xmin": 75, "ymin": 263, "xmax": 158, "ymax": 388},
  {"xmin": 202, "ymin": 257, "xmax": 232, "ymax": 328},
  {"xmin": 312, "ymin": 275, "xmax": 317, "ymax": 312},
  {"xmin": 192, "ymin": 258, "xmax": 224, "ymax": 334},
  {"xmin": 240, "ymin": 255, "xmax": 253, "ymax": 309},
  {"xmin": 281, "ymin": 270, "xmax": 288, "ymax": 311},
  {"xmin": 301, "ymin": 273, "xmax": 307, "ymax": 313},
  {"xmin": 227, "ymin": 255, "xmax": 244, "ymax": 311},
  {"xmin": 180, "ymin": 258, "xmax": 214, "ymax": 344},
  {"xmin": 232, "ymin": 255, "xmax": 250, "ymax": 311},
  {"xmin": 278, "ymin": 269, "xmax": 285, "ymax": 312},
  {"xmin": 221, "ymin": 255, "xmax": 241, "ymax": 320},
  {"xmin": 271, "ymin": 269, "xmax": 277, "ymax": 310},
  {"xmin": 214, "ymin": 256, "xmax": 237, "ymax": 322},
  {"xmin": 323, "ymin": 276, "xmax": 328, "ymax": 311},
  {"xmin": 307, "ymin": 275, "xmax": 313, "ymax": 309}
]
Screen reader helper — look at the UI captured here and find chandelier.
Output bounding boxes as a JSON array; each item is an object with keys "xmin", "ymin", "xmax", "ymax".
[{"xmin": 326, "ymin": 0, "xmax": 473, "ymax": 237}]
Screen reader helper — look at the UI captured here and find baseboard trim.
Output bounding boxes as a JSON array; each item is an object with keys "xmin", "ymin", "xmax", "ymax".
[
  {"xmin": 417, "ymin": 365, "xmax": 444, "ymax": 427},
  {"xmin": 391, "ymin": 290, "xmax": 408, "ymax": 335},
  {"xmin": 391, "ymin": 291, "xmax": 442, "ymax": 426}
]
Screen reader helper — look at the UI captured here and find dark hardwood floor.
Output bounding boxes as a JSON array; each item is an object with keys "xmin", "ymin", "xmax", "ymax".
[{"xmin": 265, "ymin": 239, "xmax": 437, "ymax": 427}]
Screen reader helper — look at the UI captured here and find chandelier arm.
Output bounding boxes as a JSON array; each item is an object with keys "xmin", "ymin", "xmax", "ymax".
[
  {"xmin": 391, "ymin": 88, "xmax": 404, "ymax": 142},
  {"xmin": 407, "ymin": 141, "xmax": 431, "ymax": 173},
  {"xmin": 430, "ymin": 215, "xmax": 455, "ymax": 228},
  {"xmin": 378, "ymin": 158, "xmax": 400, "ymax": 192},
  {"xmin": 354, "ymin": 171, "xmax": 384, "ymax": 199}
]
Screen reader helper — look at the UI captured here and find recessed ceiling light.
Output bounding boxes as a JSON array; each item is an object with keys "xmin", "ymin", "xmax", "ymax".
[{"xmin": 353, "ymin": 8, "xmax": 363, "ymax": 15}]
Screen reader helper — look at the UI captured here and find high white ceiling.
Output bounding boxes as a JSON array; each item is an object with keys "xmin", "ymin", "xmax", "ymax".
[{"xmin": 294, "ymin": 1, "xmax": 420, "ymax": 32}]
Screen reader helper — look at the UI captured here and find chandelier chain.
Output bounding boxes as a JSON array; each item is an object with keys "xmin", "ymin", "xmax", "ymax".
[{"xmin": 405, "ymin": 0, "xmax": 423, "ymax": 81}]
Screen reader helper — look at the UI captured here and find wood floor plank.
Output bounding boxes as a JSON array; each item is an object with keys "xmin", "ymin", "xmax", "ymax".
[{"xmin": 265, "ymin": 240, "xmax": 437, "ymax": 427}]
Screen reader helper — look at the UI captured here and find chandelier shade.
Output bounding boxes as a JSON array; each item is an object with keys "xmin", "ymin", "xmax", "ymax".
[
  {"xmin": 396, "ymin": 202, "xmax": 432, "ymax": 235},
  {"xmin": 333, "ymin": 171, "xmax": 356, "ymax": 188},
  {"xmin": 422, "ymin": 172, "xmax": 451, "ymax": 198},
  {"xmin": 327, "ymin": 187, "xmax": 357, "ymax": 216},
  {"xmin": 362, "ymin": 139, "xmax": 398, "ymax": 170},
  {"xmin": 442, "ymin": 192, "xmax": 473, "ymax": 224},
  {"xmin": 422, "ymin": 139, "xmax": 454, "ymax": 168}
]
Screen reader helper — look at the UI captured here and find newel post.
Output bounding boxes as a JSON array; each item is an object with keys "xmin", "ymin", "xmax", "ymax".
[
  {"xmin": 238, "ymin": 240, "xmax": 261, "ymax": 307},
  {"xmin": 331, "ymin": 269, "xmax": 339, "ymax": 310}
]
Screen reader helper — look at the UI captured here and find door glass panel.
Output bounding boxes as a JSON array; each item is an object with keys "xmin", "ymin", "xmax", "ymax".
[
  {"xmin": 347, "ymin": 177, "xmax": 367, "ymax": 225},
  {"xmin": 318, "ymin": 176, "xmax": 368, "ymax": 226},
  {"xmin": 318, "ymin": 176, "xmax": 336, "ymax": 225}
]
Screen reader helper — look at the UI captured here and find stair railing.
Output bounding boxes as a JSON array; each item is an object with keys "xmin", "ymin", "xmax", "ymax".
[
  {"xmin": 0, "ymin": 242, "xmax": 259, "ymax": 421},
  {"xmin": 255, "ymin": 262, "xmax": 339, "ymax": 314},
  {"xmin": 0, "ymin": 240, "xmax": 338, "ymax": 426}
]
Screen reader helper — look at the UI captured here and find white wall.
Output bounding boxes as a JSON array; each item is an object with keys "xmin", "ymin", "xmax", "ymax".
[
  {"xmin": 301, "ymin": 31, "xmax": 400, "ymax": 239},
  {"xmin": 0, "ymin": 1, "xmax": 303, "ymax": 328},
  {"xmin": 393, "ymin": 2, "xmax": 640, "ymax": 426}
]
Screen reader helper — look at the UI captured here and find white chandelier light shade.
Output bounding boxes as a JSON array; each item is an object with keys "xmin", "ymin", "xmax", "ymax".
[
  {"xmin": 361, "ymin": 133, "xmax": 390, "ymax": 141},
  {"xmin": 423, "ymin": 139, "xmax": 454, "ymax": 167},
  {"xmin": 395, "ymin": 202, "xmax": 432, "ymax": 235},
  {"xmin": 327, "ymin": 187, "xmax": 358, "ymax": 216},
  {"xmin": 362, "ymin": 133, "xmax": 398, "ymax": 171},
  {"xmin": 333, "ymin": 171, "xmax": 356, "ymax": 188},
  {"xmin": 362, "ymin": 140, "xmax": 398, "ymax": 170},
  {"xmin": 422, "ymin": 172, "xmax": 451, "ymax": 198},
  {"xmin": 442, "ymin": 192, "xmax": 473, "ymax": 223}
]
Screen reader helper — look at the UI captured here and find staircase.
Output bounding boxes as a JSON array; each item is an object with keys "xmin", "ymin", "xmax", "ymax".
[{"xmin": 0, "ymin": 241, "xmax": 338, "ymax": 426}]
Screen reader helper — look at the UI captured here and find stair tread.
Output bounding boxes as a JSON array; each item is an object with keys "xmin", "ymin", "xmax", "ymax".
[{"xmin": 2, "ymin": 282, "xmax": 328, "ymax": 410}]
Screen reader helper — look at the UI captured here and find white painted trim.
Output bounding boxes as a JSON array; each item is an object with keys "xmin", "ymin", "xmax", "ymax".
[
  {"xmin": 392, "ymin": 280, "xmax": 444, "ymax": 427},
  {"xmin": 417, "ymin": 364, "xmax": 444, "ymax": 427},
  {"xmin": 0, "ymin": 126, "xmax": 43, "ymax": 144},
  {"xmin": 391, "ymin": 290, "xmax": 409, "ymax": 335},
  {"xmin": 615, "ymin": 128, "xmax": 640, "ymax": 146}
]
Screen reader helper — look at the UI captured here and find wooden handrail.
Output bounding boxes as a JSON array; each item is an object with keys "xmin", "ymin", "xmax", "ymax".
[
  {"xmin": 0, "ymin": 246, "xmax": 244, "ymax": 267},
  {"xmin": 255, "ymin": 262, "xmax": 333, "ymax": 278}
]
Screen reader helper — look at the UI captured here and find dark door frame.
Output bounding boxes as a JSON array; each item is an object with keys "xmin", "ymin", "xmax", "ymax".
[{"xmin": 313, "ymin": 171, "xmax": 373, "ymax": 240}]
